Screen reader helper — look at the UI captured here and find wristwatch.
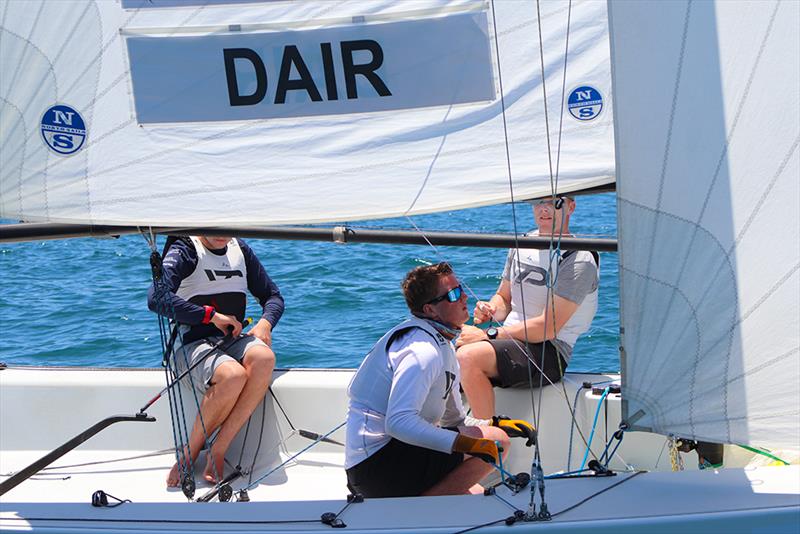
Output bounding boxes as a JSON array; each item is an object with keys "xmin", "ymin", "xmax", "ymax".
[{"xmin": 486, "ymin": 327, "xmax": 498, "ymax": 340}]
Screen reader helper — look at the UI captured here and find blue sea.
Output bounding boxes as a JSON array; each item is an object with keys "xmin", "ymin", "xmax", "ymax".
[{"xmin": 0, "ymin": 193, "xmax": 619, "ymax": 372}]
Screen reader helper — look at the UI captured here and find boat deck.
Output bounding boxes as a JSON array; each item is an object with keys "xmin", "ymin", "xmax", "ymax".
[
  {"xmin": 0, "ymin": 445, "xmax": 350, "ymax": 504},
  {"xmin": 1, "ymin": 457, "xmax": 798, "ymax": 532},
  {"xmin": 1, "ymin": 367, "xmax": 798, "ymax": 532}
]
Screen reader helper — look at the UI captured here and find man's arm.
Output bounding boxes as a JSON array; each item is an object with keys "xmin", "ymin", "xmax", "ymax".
[
  {"xmin": 497, "ymin": 293, "xmax": 579, "ymax": 342},
  {"xmin": 147, "ymin": 240, "xmax": 206, "ymax": 324},
  {"xmin": 385, "ymin": 339, "xmax": 459, "ymax": 454},
  {"xmin": 239, "ymin": 239, "xmax": 285, "ymax": 345},
  {"xmin": 473, "ymin": 279, "xmax": 512, "ymax": 324},
  {"xmin": 499, "ymin": 252, "xmax": 597, "ymax": 343},
  {"xmin": 473, "ymin": 250, "xmax": 517, "ymax": 324}
]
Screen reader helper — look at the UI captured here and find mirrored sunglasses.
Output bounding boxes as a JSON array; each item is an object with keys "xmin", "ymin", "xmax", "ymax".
[{"xmin": 427, "ymin": 285, "xmax": 464, "ymax": 305}]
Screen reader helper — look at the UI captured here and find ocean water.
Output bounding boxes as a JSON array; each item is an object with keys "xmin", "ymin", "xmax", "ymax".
[{"xmin": 0, "ymin": 193, "xmax": 619, "ymax": 372}]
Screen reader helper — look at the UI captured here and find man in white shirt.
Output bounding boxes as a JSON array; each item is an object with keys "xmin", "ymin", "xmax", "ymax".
[
  {"xmin": 345, "ymin": 262, "xmax": 535, "ymax": 497},
  {"xmin": 456, "ymin": 196, "xmax": 599, "ymax": 419}
]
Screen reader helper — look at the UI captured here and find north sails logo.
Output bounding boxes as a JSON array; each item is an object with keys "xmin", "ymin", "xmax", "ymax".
[
  {"xmin": 40, "ymin": 104, "xmax": 87, "ymax": 156},
  {"xmin": 568, "ymin": 85, "xmax": 603, "ymax": 121}
]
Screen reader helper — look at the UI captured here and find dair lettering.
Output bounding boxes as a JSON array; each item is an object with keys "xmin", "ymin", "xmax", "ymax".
[{"xmin": 223, "ymin": 40, "xmax": 392, "ymax": 107}]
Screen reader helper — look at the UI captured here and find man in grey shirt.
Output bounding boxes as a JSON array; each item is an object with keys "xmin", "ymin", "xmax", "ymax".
[{"xmin": 456, "ymin": 196, "xmax": 598, "ymax": 419}]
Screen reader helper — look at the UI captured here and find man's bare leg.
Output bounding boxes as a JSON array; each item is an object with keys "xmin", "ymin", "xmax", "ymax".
[
  {"xmin": 422, "ymin": 426, "xmax": 510, "ymax": 496},
  {"xmin": 166, "ymin": 361, "xmax": 247, "ymax": 487},
  {"xmin": 203, "ymin": 346, "xmax": 275, "ymax": 484},
  {"xmin": 457, "ymin": 342, "xmax": 500, "ymax": 419}
]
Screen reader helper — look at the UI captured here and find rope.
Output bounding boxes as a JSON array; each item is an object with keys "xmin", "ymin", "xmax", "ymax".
[
  {"xmin": 243, "ymin": 421, "xmax": 346, "ymax": 491},
  {"xmin": 454, "ymin": 471, "xmax": 645, "ymax": 533},
  {"xmin": 578, "ymin": 387, "xmax": 609, "ymax": 470},
  {"xmin": 737, "ymin": 444, "xmax": 790, "ymax": 466},
  {"xmin": 141, "ymin": 230, "xmax": 253, "ymax": 495},
  {"xmin": 141, "ymin": 230, "xmax": 195, "ymax": 495}
]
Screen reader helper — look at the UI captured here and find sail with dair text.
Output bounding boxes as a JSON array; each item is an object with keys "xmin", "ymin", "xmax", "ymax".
[{"xmin": 0, "ymin": 0, "xmax": 613, "ymax": 226}]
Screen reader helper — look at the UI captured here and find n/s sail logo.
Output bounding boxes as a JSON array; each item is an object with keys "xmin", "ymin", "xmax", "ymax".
[
  {"xmin": 568, "ymin": 86, "xmax": 603, "ymax": 121},
  {"xmin": 40, "ymin": 104, "xmax": 87, "ymax": 156}
]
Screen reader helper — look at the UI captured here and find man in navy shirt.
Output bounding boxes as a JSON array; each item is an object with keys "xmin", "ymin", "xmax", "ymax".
[{"xmin": 148, "ymin": 235, "xmax": 284, "ymax": 488}]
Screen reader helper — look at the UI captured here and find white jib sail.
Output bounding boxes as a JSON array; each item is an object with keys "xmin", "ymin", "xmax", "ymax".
[
  {"xmin": 0, "ymin": 0, "xmax": 613, "ymax": 226},
  {"xmin": 610, "ymin": 0, "xmax": 800, "ymax": 449}
]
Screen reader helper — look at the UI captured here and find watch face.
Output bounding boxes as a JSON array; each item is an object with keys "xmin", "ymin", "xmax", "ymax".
[{"xmin": 487, "ymin": 327, "xmax": 498, "ymax": 339}]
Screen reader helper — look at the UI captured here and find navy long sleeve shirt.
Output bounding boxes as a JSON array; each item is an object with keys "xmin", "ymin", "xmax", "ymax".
[{"xmin": 147, "ymin": 238, "xmax": 284, "ymax": 341}]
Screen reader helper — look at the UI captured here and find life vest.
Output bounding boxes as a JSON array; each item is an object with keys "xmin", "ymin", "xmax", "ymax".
[{"xmin": 176, "ymin": 236, "xmax": 248, "ymax": 323}]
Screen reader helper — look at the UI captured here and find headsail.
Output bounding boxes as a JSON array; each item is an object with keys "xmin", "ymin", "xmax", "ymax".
[
  {"xmin": 610, "ymin": 0, "xmax": 800, "ymax": 448},
  {"xmin": 0, "ymin": 0, "xmax": 613, "ymax": 226}
]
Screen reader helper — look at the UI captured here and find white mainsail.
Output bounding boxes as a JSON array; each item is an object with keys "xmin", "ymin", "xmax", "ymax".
[
  {"xmin": 610, "ymin": 0, "xmax": 800, "ymax": 449},
  {"xmin": 0, "ymin": 0, "xmax": 613, "ymax": 226}
]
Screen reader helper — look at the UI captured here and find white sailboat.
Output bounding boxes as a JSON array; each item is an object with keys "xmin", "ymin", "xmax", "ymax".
[{"xmin": 1, "ymin": 0, "xmax": 798, "ymax": 532}]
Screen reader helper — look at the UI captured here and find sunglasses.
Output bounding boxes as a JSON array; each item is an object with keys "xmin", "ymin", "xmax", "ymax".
[
  {"xmin": 427, "ymin": 285, "xmax": 464, "ymax": 305},
  {"xmin": 535, "ymin": 196, "xmax": 567, "ymax": 209}
]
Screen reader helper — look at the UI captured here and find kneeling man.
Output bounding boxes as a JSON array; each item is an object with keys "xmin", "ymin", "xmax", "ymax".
[{"xmin": 345, "ymin": 262, "xmax": 535, "ymax": 498}]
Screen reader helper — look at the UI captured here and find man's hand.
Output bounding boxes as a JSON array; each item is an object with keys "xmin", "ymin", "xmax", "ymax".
[
  {"xmin": 473, "ymin": 300, "xmax": 497, "ymax": 324},
  {"xmin": 247, "ymin": 318, "xmax": 273, "ymax": 346},
  {"xmin": 456, "ymin": 324, "xmax": 489, "ymax": 348},
  {"xmin": 492, "ymin": 416, "xmax": 536, "ymax": 446},
  {"xmin": 211, "ymin": 312, "xmax": 242, "ymax": 337},
  {"xmin": 452, "ymin": 433, "xmax": 500, "ymax": 464}
]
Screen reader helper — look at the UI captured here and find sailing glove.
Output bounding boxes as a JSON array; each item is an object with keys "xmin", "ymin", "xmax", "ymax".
[
  {"xmin": 452, "ymin": 434, "xmax": 500, "ymax": 464},
  {"xmin": 492, "ymin": 416, "xmax": 536, "ymax": 446}
]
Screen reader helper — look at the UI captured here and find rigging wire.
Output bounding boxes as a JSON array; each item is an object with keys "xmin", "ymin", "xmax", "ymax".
[
  {"xmin": 391, "ymin": 1, "xmax": 613, "ymax": 502},
  {"xmin": 141, "ymin": 230, "xmax": 261, "ymax": 496}
]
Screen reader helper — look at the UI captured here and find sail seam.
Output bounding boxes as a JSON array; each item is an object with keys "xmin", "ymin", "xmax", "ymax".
[
  {"xmin": 0, "ymin": 98, "xmax": 27, "ymax": 220},
  {"xmin": 639, "ymin": 0, "xmax": 782, "ymax": 442},
  {"xmin": 659, "ymin": 347, "xmax": 799, "ymax": 420},
  {"xmin": 727, "ymin": 135, "xmax": 799, "ymax": 256}
]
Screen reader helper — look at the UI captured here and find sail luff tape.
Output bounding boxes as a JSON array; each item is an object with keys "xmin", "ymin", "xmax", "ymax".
[{"xmin": 119, "ymin": 2, "xmax": 487, "ymax": 37}]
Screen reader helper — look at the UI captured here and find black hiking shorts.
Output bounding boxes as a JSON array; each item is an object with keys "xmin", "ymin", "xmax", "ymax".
[
  {"xmin": 488, "ymin": 339, "xmax": 567, "ymax": 388},
  {"xmin": 345, "ymin": 438, "xmax": 464, "ymax": 498}
]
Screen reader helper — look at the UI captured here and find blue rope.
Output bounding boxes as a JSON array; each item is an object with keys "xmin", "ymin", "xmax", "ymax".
[
  {"xmin": 544, "ymin": 468, "xmax": 592, "ymax": 479},
  {"xmin": 600, "ymin": 430, "xmax": 625, "ymax": 467},
  {"xmin": 579, "ymin": 387, "xmax": 610, "ymax": 471}
]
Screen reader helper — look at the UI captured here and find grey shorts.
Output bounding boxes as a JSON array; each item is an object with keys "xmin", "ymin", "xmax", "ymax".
[{"xmin": 172, "ymin": 335, "xmax": 267, "ymax": 393}]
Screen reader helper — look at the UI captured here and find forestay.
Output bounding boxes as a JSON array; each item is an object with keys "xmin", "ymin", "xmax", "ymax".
[
  {"xmin": 610, "ymin": 0, "xmax": 800, "ymax": 448},
  {"xmin": 0, "ymin": 0, "xmax": 613, "ymax": 226}
]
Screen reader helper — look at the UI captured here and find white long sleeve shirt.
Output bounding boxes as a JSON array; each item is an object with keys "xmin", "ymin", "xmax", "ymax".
[{"xmin": 345, "ymin": 317, "xmax": 466, "ymax": 469}]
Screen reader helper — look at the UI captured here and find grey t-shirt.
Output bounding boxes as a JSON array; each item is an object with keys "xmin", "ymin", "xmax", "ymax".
[{"xmin": 501, "ymin": 242, "xmax": 599, "ymax": 361}]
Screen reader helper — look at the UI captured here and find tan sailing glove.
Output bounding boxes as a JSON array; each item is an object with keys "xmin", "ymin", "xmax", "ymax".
[{"xmin": 452, "ymin": 434, "xmax": 500, "ymax": 464}]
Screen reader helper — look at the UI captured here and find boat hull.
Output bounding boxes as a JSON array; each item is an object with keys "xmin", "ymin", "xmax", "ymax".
[{"xmin": 1, "ymin": 367, "xmax": 798, "ymax": 532}]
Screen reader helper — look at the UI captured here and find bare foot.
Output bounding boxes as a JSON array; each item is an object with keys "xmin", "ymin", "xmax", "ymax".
[
  {"xmin": 204, "ymin": 451, "xmax": 225, "ymax": 484},
  {"xmin": 166, "ymin": 462, "xmax": 181, "ymax": 487}
]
